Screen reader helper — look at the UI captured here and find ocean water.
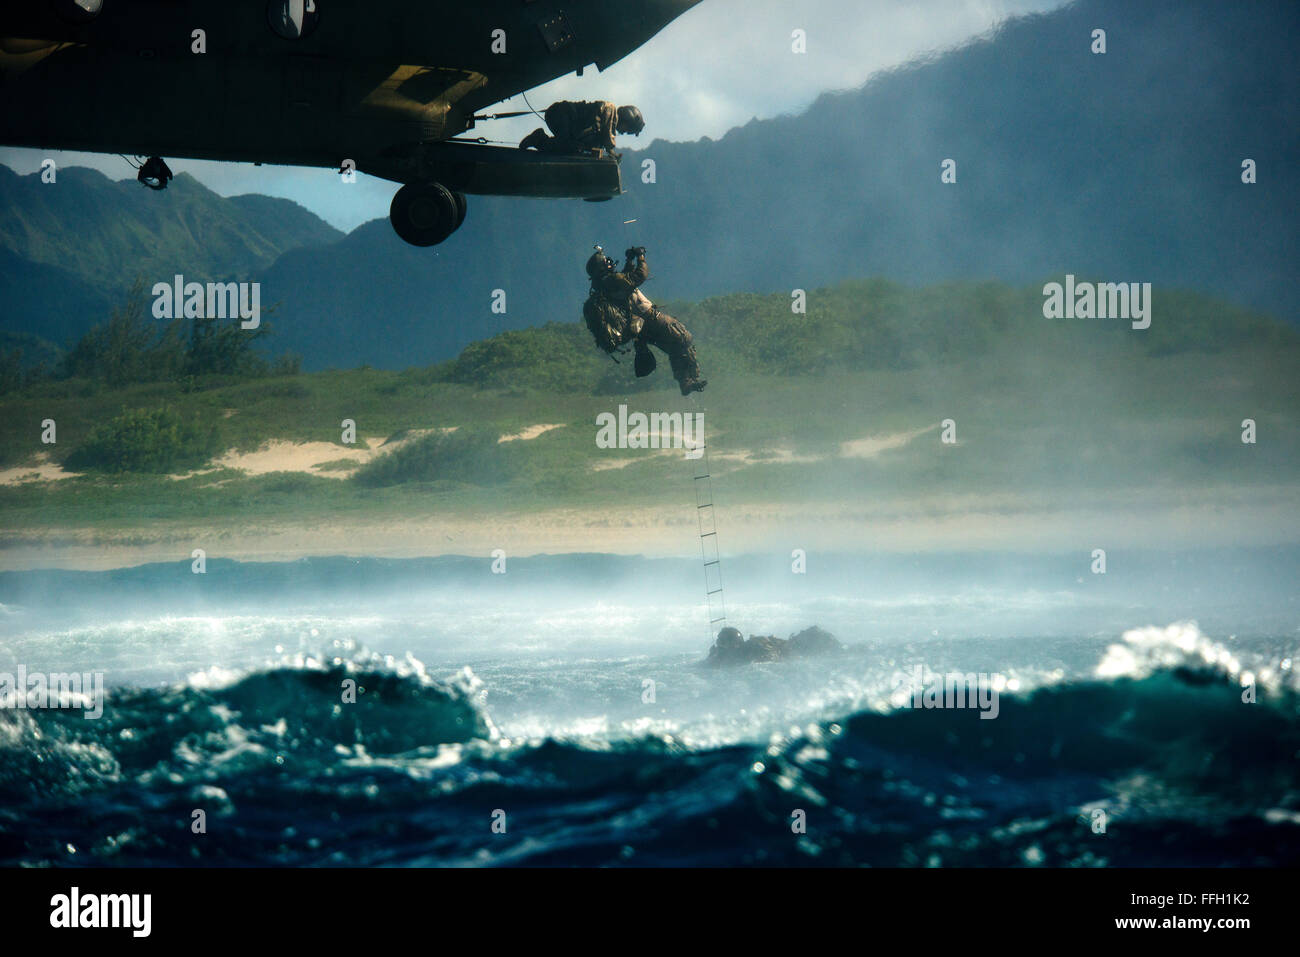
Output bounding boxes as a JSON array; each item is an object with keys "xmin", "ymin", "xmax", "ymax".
[{"xmin": 1, "ymin": 550, "xmax": 1297, "ymax": 867}]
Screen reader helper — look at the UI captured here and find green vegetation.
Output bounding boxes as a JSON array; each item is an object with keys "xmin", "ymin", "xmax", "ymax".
[
  {"xmin": 64, "ymin": 406, "xmax": 220, "ymax": 474},
  {"xmin": 433, "ymin": 278, "xmax": 1297, "ymax": 391},
  {"xmin": 1, "ymin": 279, "xmax": 299, "ymax": 401},
  {"xmin": 313, "ymin": 458, "xmax": 360, "ymax": 472},
  {"xmin": 440, "ymin": 323, "xmax": 604, "ymax": 393},
  {"xmin": 354, "ymin": 427, "xmax": 516, "ymax": 488},
  {"xmin": 0, "ymin": 331, "xmax": 61, "ymax": 395},
  {"xmin": 1, "ymin": 277, "xmax": 1297, "ymax": 538}
]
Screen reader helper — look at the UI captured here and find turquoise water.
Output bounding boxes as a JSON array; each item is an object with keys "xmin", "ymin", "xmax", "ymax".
[{"xmin": 1, "ymin": 550, "xmax": 1297, "ymax": 866}]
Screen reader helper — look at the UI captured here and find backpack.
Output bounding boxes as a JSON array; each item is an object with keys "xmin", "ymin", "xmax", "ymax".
[{"xmin": 583, "ymin": 292, "xmax": 630, "ymax": 353}]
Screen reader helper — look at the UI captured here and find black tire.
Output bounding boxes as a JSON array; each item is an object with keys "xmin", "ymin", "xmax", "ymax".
[
  {"xmin": 451, "ymin": 191, "xmax": 468, "ymax": 230},
  {"xmin": 390, "ymin": 181, "xmax": 457, "ymax": 247}
]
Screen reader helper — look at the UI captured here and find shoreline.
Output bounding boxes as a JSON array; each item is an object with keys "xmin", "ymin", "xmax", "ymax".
[{"xmin": 4, "ymin": 495, "xmax": 1299, "ymax": 572}]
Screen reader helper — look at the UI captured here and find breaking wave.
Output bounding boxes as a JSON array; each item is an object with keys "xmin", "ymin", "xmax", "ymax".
[{"xmin": 1, "ymin": 623, "xmax": 1297, "ymax": 866}]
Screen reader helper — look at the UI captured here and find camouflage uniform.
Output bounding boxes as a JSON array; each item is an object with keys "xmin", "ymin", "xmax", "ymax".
[
  {"xmin": 592, "ymin": 250, "xmax": 705, "ymax": 395},
  {"xmin": 521, "ymin": 100, "xmax": 618, "ymax": 155}
]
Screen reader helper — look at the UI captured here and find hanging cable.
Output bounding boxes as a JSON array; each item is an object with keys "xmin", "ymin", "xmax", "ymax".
[{"xmin": 520, "ymin": 91, "xmax": 547, "ymax": 121}]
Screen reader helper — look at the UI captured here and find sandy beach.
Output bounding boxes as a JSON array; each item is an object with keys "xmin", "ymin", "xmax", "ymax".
[{"xmin": 4, "ymin": 487, "xmax": 1298, "ymax": 571}]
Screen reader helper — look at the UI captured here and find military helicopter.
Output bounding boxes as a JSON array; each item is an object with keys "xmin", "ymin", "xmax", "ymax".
[{"xmin": 0, "ymin": 0, "xmax": 701, "ymax": 245}]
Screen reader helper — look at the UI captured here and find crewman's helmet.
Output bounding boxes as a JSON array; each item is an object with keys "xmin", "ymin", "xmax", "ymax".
[
  {"xmin": 716, "ymin": 626, "xmax": 744, "ymax": 649},
  {"xmin": 586, "ymin": 250, "xmax": 616, "ymax": 280},
  {"xmin": 616, "ymin": 105, "xmax": 646, "ymax": 135}
]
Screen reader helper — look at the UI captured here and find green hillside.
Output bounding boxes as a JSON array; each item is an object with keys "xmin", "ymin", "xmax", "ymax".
[
  {"xmin": 0, "ymin": 165, "xmax": 341, "ymax": 348},
  {"xmin": 1, "ymin": 0, "xmax": 1296, "ymax": 372},
  {"xmin": 1, "ymin": 277, "xmax": 1297, "ymax": 544}
]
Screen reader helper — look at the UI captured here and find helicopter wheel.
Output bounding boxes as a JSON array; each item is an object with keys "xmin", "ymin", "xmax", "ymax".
[{"xmin": 390, "ymin": 181, "xmax": 459, "ymax": 246}]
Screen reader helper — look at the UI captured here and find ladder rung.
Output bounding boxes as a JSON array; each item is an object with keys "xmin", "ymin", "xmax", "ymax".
[{"xmin": 695, "ymin": 444, "xmax": 723, "ymax": 635}]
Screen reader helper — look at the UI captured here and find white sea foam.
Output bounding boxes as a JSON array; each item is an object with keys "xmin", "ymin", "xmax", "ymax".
[{"xmin": 1096, "ymin": 620, "xmax": 1293, "ymax": 694}]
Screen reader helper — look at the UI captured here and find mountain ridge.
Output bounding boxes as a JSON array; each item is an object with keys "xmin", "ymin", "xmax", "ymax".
[{"xmin": 1, "ymin": 0, "xmax": 1295, "ymax": 369}]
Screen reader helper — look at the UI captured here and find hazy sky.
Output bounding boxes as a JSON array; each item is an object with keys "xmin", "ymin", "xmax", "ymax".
[{"xmin": 1, "ymin": 0, "xmax": 1066, "ymax": 231}]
